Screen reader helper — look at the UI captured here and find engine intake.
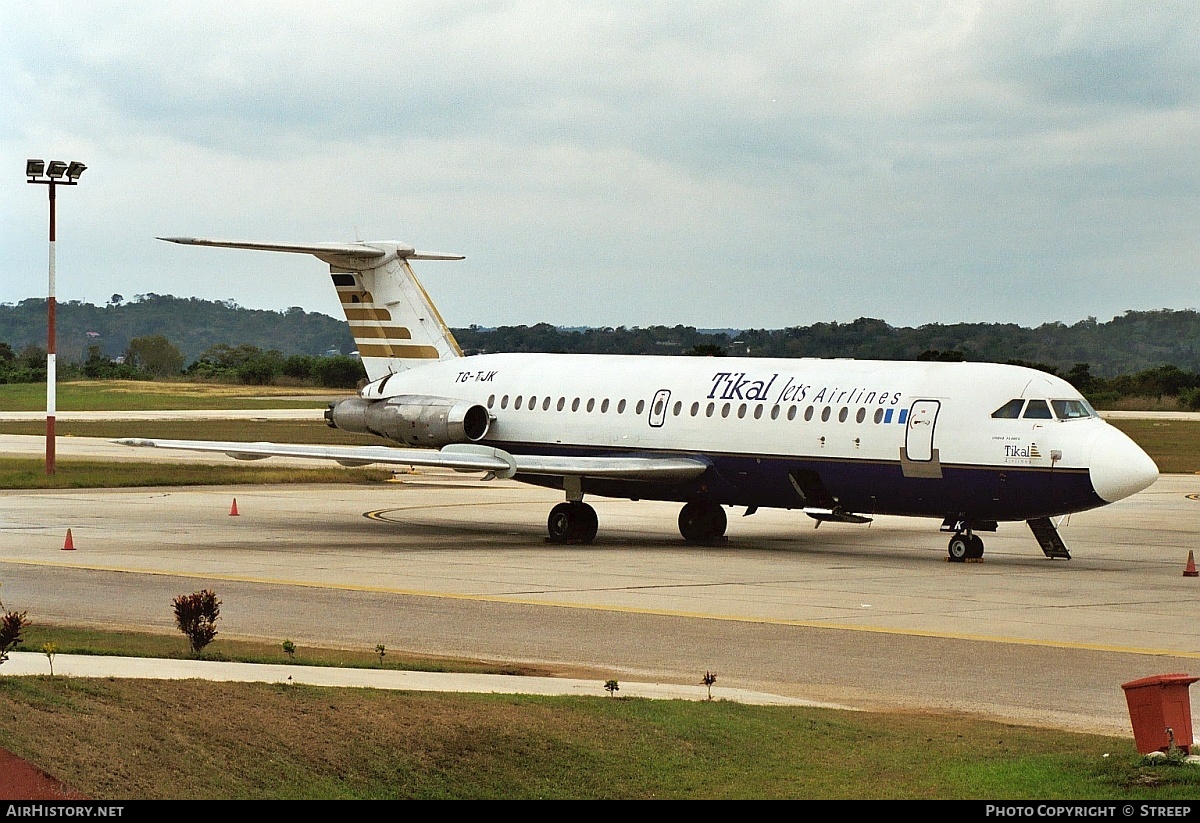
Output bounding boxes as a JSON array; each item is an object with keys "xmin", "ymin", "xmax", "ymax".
[{"xmin": 327, "ymin": 395, "xmax": 491, "ymax": 447}]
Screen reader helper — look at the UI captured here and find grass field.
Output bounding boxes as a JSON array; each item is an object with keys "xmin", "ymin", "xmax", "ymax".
[
  {"xmin": 5, "ymin": 677, "xmax": 1197, "ymax": 800},
  {"xmin": 0, "ymin": 380, "xmax": 343, "ymax": 411},
  {"xmin": 1, "ymin": 629, "xmax": 1198, "ymax": 800},
  {"xmin": 1107, "ymin": 419, "xmax": 1200, "ymax": 475}
]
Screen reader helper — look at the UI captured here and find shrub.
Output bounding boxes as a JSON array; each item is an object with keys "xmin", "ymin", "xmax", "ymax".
[
  {"xmin": 0, "ymin": 610, "xmax": 29, "ymax": 666},
  {"xmin": 172, "ymin": 589, "xmax": 221, "ymax": 655}
]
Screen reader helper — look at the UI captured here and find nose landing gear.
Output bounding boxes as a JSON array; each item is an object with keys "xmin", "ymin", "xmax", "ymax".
[{"xmin": 947, "ymin": 532, "xmax": 985, "ymax": 562}]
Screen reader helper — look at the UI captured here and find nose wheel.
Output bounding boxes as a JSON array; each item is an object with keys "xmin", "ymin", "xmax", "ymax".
[
  {"xmin": 947, "ymin": 533, "xmax": 985, "ymax": 562},
  {"xmin": 547, "ymin": 501, "xmax": 598, "ymax": 544}
]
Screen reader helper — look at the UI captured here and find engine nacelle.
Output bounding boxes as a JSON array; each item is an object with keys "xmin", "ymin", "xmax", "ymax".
[{"xmin": 326, "ymin": 395, "xmax": 491, "ymax": 447}]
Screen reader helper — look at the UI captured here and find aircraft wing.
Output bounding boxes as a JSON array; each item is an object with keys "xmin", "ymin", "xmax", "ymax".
[{"xmin": 113, "ymin": 439, "xmax": 710, "ymax": 481}]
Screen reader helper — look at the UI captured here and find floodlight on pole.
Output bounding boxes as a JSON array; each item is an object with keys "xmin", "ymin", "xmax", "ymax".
[{"xmin": 26, "ymin": 158, "xmax": 86, "ymax": 475}]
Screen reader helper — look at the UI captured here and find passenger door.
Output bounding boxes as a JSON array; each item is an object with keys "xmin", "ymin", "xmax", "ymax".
[{"xmin": 905, "ymin": 400, "xmax": 941, "ymax": 462}]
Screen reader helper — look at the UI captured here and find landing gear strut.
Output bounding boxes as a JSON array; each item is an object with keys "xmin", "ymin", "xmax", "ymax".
[
  {"xmin": 678, "ymin": 499, "xmax": 727, "ymax": 544},
  {"xmin": 547, "ymin": 501, "xmax": 598, "ymax": 544},
  {"xmin": 947, "ymin": 532, "xmax": 984, "ymax": 562}
]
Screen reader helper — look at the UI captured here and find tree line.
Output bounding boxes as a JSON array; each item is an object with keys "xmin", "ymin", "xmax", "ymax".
[
  {"xmin": 3, "ymin": 296, "xmax": 1200, "ymax": 406},
  {"xmin": 2, "ymin": 334, "xmax": 1199, "ymax": 409},
  {"xmin": 0, "ymin": 339, "xmax": 367, "ymax": 389}
]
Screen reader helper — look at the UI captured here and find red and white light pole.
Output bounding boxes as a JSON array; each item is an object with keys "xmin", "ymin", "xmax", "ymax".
[{"xmin": 26, "ymin": 158, "xmax": 86, "ymax": 475}]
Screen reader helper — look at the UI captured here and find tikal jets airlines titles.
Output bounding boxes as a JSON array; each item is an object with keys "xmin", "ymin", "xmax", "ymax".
[{"xmin": 120, "ymin": 238, "xmax": 1159, "ymax": 562}]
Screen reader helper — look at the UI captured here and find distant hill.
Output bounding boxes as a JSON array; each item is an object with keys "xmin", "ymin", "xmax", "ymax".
[
  {"xmin": 451, "ymin": 310, "xmax": 1200, "ymax": 377},
  {"xmin": 0, "ymin": 295, "xmax": 355, "ymax": 363},
  {"xmin": 2, "ymin": 296, "xmax": 1200, "ymax": 377}
]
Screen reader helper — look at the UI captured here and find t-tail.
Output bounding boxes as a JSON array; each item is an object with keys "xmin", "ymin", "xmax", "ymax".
[{"xmin": 157, "ymin": 237, "xmax": 465, "ymax": 381}]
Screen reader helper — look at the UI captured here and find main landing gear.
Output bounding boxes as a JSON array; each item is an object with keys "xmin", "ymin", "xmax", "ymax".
[
  {"xmin": 547, "ymin": 501, "xmax": 598, "ymax": 544},
  {"xmin": 678, "ymin": 499, "xmax": 727, "ymax": 544},
  {"xmin": 946, "ymin": 532, "xmax": 985, "ymax": 562},
  {"xmin": 544, "ymin": 497, "xmax": 729, "ymax": 545}
]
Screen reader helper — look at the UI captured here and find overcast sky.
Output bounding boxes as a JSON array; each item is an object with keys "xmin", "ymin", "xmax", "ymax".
[{"xmin": 2, "ymin": 1, "xmax": 1198, "ymax": 331}]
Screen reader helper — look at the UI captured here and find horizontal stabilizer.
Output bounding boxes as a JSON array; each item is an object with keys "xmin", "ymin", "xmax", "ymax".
[{"xmin": 157, "ymin": 237, "xmax": 464, "ymax": 261}]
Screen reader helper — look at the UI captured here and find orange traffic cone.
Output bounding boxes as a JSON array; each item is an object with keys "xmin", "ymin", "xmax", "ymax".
[
  {"xmin": 62, "ymin": 529, "xmax": 75, "ymax": 551},
  {"xmin": 229, "ymin": 498, "xmax": 240, "ymax": 517},
  {"xmin": 1184, "ymin": 550, "xmax": 1198, "ymax": 578}
]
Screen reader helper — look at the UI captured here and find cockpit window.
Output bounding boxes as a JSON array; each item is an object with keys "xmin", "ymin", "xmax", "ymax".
[
  {"xmin": 1051, "ymin": 399, "xmax": 1095, "ymax": 420},
  {"xmin": 1022, "ymin": 399, "xmax": 1052, "ymax": 419},
  {"xmin": 991, "ymin": 399, "xmax": 1024, "ymax": 419}
]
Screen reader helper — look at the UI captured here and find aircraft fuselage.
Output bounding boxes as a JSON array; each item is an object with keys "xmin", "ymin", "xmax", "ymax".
[{"xmin": 351, "ymin": 352, "xmax": 1155, "ymax": 524}]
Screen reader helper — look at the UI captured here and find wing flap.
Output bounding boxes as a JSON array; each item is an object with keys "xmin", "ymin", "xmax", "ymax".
[
  {"xmin": 114, "ymin": 439, "xmax": 511, "ymax": 473},
  {"xmin": 115, "ymin": 439, "xmax": 710, "ymax": 481}
]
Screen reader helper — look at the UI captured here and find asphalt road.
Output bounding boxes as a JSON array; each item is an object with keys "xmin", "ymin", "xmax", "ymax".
[{"xmin": 2, "ymin": 431, "xmax": 1199, "ymax": 738}]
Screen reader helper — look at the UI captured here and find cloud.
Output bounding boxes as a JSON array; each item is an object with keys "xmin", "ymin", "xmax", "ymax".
[{"xmin": 2, "ymin": 1, "xmax": 1198, "ymax": 331}]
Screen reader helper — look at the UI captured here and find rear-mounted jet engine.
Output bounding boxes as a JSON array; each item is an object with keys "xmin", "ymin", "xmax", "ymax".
[{"xmin": 326, "ymin": 395, "xmax": 491, "ymax": 447}]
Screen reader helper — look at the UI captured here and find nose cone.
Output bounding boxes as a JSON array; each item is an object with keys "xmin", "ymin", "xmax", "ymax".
[{"xmin": 1089, "ymin": 424, "xmax": 1159, "ymax": 503}]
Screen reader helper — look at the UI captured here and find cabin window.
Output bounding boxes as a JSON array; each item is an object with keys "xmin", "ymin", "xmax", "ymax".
[
  {"xmin": 1023, "ymin": 399, "xmax": 1052, "ymax": 419},
  {"xmin": 821, "ymin": 406, "xmax": 831, "ymax": 422},
  {"xmin": 787, "ymin": 405, "xmax": 797, "ymax": 421},
  {"xmin": 770, "ymin": 405, "xmax": 780, "ymax": 420},
  {"xmin": 706, "ymin": 402, "xmax": 715, "ymax": 417},
  {"xmin": 601, "ymin": 398, "xmax": 610, "ymax": 413},
  {"xmin": 754, "ymin": 404, "xmax": 764, "ymax": 419},
  {"xmin": 500, "ymin": 395, "xmax": 509, "ymax": 409},
  {"xmin": 856, "ymin": 407, "xmax": 866, "ymax": 424},
  {"xmin": 514, "ymin": 395, "xmax": 523, "ymax": 410},
  {"xmin": 737, "ymin": 404, "xmax": 747, "ymax": 419},
  {"xmin": 617, "ymin": 399, "xmax": 627, "ymax": 413},
  {"xmin": 586, "ymin": 398, "xmax": 595, "ymax": 413},
  {"xmin": 1051, "ymin": 399, "xmax": 1093, "ymax": 419},
  {"xmin": 673, "ymin": 401, "xmax": 682, "ymax": 416},
  {"xmin": 991, "ymin": 399, "xmax": 1024, "ymax": 419},
  {"xmin": 690, "ymin": 401, "xmax": 700, "ymax": 416},
  {"xmin": 557, "ymin": 397, "xmax": 566, "ymax": 412},
  {"xmin": 874, "ymin": 408, "xmax": 884, "ymax": 424},
  {"xmin": 543, "ymin": 397, "xmax": 551, "ymax": 411},
  {"xmin": 487, "ymin": 394, "xmax": 496, "ymax": 408},
  {"xmin": 528, "ymin": 395, "xmax": 536, "ymax": 410},
  {"xmin": 838, "ymin": 407, "xmax": 848, "ymax": 423},
  {"xmin": 721, "ymin": 403, "xmax": 731, "ymax": 418},
  {"xmin": 653, "ymin": 399, "xmax": 664, "ymax": 416},
  {"xmin": 636, "ymin": 399, "xmax": 646, "ymax": 414},
  {"xmin": 572, "ymin": 398, "xmax": 581, "ymax": 412},
  {"xmin": 804, "ymin": 406, "xmax": 815, "ymax": 421}
]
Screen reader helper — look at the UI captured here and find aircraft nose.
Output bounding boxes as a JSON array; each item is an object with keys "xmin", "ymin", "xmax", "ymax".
[{"xmin": 1088, "ymin": 424, "xmax": 1159, "ymax": 503}]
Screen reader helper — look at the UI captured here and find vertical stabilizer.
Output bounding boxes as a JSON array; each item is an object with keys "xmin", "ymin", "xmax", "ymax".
[
  {"xmin": 157, "ymin": 237, "xmax": 465, "ymax": 382},
  {"xmin": 327, "ymin": 255, "xmax": 463, "ymax": 381}
]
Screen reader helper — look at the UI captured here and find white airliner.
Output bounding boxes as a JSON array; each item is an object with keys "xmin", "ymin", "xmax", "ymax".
[{"xmin": 120, "ymin": 237, "xmax": 1160, "ymax": 561}]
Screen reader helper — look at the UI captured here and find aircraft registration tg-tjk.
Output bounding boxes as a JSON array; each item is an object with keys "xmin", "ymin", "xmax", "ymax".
[{"xmin": 119, "ymin": 238, "xmax": 1159, "ymax": 561}]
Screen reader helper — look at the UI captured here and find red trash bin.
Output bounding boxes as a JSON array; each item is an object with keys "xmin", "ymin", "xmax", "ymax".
[{"xmin": 1121, "ymin": 673, "xmax": 1199, "ymax": 754}]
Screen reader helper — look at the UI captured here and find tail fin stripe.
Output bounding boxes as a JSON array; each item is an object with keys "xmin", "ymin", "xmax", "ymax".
[
  {"xmin": 344, "ymin": 307, "xmax": 393, "ymax": 322},
  {"xmin": 355, "ymin": 344, "xmax": 440, "ymax": 359},
  {"xmin": 349, "ymin": 325, "xmax": 413, "ymax": 340}
]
